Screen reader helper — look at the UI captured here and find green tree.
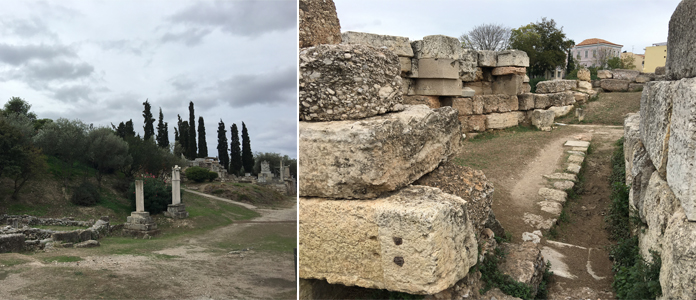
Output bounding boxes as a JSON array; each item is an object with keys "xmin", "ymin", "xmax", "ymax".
[
  {"xmin": 7, "ymin": 147, "xmax": 47, "ymax": 199},
  {"xmin": 177, "ymin": 115, "xmax": 189, "ymax": 159},
  {"xmin": 156, "ymin": 108, "xmax": 169, "ymax": 149},
  {"xmin": 0, "ymin": 114, "xmax": 47, "ymax": 199},
  {"xmin": 120, "ymin": 136, "xmax": 183, "ymax": 179},
  {"xmin": 86, "ymin": 127, "xmax": 131, "ymax": 186},
  {"xmin": 607, "ymin": 57, "xmax": 622, "ymax": 69},
  {"xmin": 33, "ymin": 118, "xmax": 90, "ymax": 187},
  {"xmin": 510, "ymin": 18, "xmax": 571, "ymax": 77},
  {"xmin": 198, "ymin": 116, "xmax": 208, "ymax": 157},
  {"xmin": 229, "ymin": 123, "xmax": 242, "ymax": 175},
  {"xmin": 2, "ymin": 97, "xmax": 37, "ymax": 121},
  {"xmin": 188, "ymin": 101, "xmax": 197, "ymax": 159},
  {"xmin": 565, "ymin": 40, "xmax": 576, "ymax": 75},
  {"xmin": 217, "ymin": 120, "xmax": 229, "ymax": 172},
  {"xmin": 241, "ymin": 122, "xmax": 254, "ymax": 175},
  {"xmin": 142, "ymin": 99, "xmax": 155, "ymax": 141}
]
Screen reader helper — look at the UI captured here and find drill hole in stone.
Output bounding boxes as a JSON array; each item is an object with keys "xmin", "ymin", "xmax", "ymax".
[
  {"xmin": 394, "ymin": 256, "xmax": 404, "ymax": 267},
  {"xmin": 393, "ymin": 237, "xmax": 402, "ymax": 245}
]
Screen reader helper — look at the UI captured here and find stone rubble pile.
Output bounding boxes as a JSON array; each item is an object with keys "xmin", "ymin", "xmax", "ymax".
[
  {"xmin": 0, "ymin": 216, "xmax": 110, "ymax": 253},
  {"xmin": 622, "ymin": 2, "xmax": 696, "ymax": 298}
]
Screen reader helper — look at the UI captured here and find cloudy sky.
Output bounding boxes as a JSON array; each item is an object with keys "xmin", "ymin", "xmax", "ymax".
[
  {"xmin": 335, "ymin": 0, "xmax": 681, "ymax": 55},
  {"xmin": 0, "ymin": 0, "xmax": 297, "ymax": 158}
]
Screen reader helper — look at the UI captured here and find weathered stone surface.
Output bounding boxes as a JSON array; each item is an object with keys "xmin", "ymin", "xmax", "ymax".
[
  {"xmin": 573, "ymin": 92, "xmax": 590, "ymax": 104},
  {"xmin": 523, "ymin": 213, "xmax": 556, "ymax": 230},
  {"xmin": 612, "ymin": 69, "xmax": 640, "ymax": 81},
  {"xmin": 399, "ymin": 57, "xmax": 412, "ymax": 75},
  {"xmin": 412, "ymin": 35, "xmax": 462, "ymax": 59},
  {"xmin": 538, "ymin": 201, "xmax": 563, "ymax": 215},
  {"xmin": 410, "ymin": 58, "xmax": 459, "ymax": 79},
  {"xmin": 499, "ymin": 242, "xmax": 545, "ymax": 298},
  {"xmin": 534, "ymin": 92, "xmax": 574, "ymax": 109},
  {"xmin": 478, "ymin": 50, "xmax": 497, "ymax": 67},
  {"xmin": 75, "ymin": 240, "xmax": 100, "ymax": 248},
  {"xmin": 548, "ymin": 105, "xmax": 573, "ymax": 118},
  {"xmin": 299, "ymin": 186, "xmax": 478, "ymax": 295},
  {"xmin": 655, "ymin": 66, "xmax": 666, "ymax": 75},
  {"xmin": 522, "ymin": 83, "xmax": 531, "ymax": 94},
  {"xmin": 401, "ymin": 78, "xmax": 414, "ymax": 95},
  {"xmin": 458, "ymin": 49, "xmax": 478, "ymax": 81},
  {"xmin": 533, "ymin": 94, "xmax": 552, "ymax": 109},
  {"xmin": 402, "ymin": 95, "xmax": 440, "ymax": 108},
  {"xmin": 629, "ymin": 142, "xmax": 655, "ymax": 222},
  {"xmin": 538, "ymin": 188, "xmax": 567, "ymax": 203},
  {"xmin": 535, "ymin": 80, "xmax": 577, "ymax": 93},
  {"xmin": 0, "ymin": 234, "xmax": 25, "ymax": 253},
  {"xmin": 491, "ymin": 66, "xmax": 526, "ymax": 76},
  {"xmin": 568, "ymin": 155, "xmax": 584, "ymax": 164},
  {"xmin": 486, "ymin": 112, "xmax": 522, "ymax": 129},
  {"xmin": 459, "ymin": 115, "xmax": 486, "ymax": 132},
  {"xmin": 567, "ymin": 163, "xmax": 581, "ymax": 174},
  {"xmin": 666, "ymin": 77, "xmax": 696, "ymax": 220},
  {"xmin": 564, "ymin": 140, "xmax": 590, "ymax": 148},
  {"xmin": 600, "ymin": 79, "xmax": 629, "ymax": 92},
  {"xmin": 496, "ymin": 50, "xmax": 529, "ymax": 67},
  {"xmin": 592, "ymin": 80, "xmax": 602, "ymax": 88},
  {"xmin": 640, "ymin": 80, "xmax": 673, "ymax": 178},
  {"xmin": 659, "ymin": 207, "xmax": 696, "ymax": 300},
  {"xmin": 629, "ymin": 83, "xmax": 644, "ymax": 92},
  {"xmin": 531, "ymin": 109, "xmax": 554, "ymax": 131},
  {"xmin": 414, "ymin": 79, "xmax": 462, "ymax": 96},
  {"xmin": 518, "ymin": 93, "xmax": 535, "ymax": 111},
  {"xmin": 341, "ymin": 31, "xmax": 413, "ymax": 57},
  {"xmin": 577, "ymin": 69, "xmax": 591, "ymax": 82},
  {"xmin": 522, "ymin": 232, "xmax": 541, "ymax": 244},
  {"xmin": 299, "ymin": 105, "xmax": 460, "ymax": 199},
  {"xmin": 635, "ymin": 73, "xmax": 654, "ymax": 83},
  {"xmin": 577, "ymin": 80, "xmax": 592, "ymax": 91},
  {"xmin": 666, "ymin": 0, "xmax": 696, "ymax": 80},
  {"xmin": 450, "ymin": 97, "xmax": 472, "ymax": 115},
  {"xmin": 639, "ymin": 172, "xmax": 680, "ymax": 259},
  {"xmin": 299, "ymin": 44, "xmax": 403, "ymax": 121},
  {"xmin": 553, "ymin": 180, "xmax": 575, "ymax": 190},
  {"xmin": 463, "ymin": 81, "xmax": 491, "ymax": 96},
  {"xmin": 544, "ymin": 173, "xmax": 577, "ymax": 181},
  {"xmin": 475, "ymin": 94, "xmax": 518, "ymax": 113},
  {"xmin": 597, "ymin": 70, "xmax": 612, "ymax": 79},
  {"xmin": 624, "ymin": 113, "xmax": 642, "ymax": 184},
  {"xmin": 299, "ymin": 0, "xmax": 341, "ymax": 48},
  {"xmin": 491, "ymin": 74, "xmax": 524, "ymax": 95},
  {"xmin": 51, "ymin": 231, "xmax": 80, "ymax": 243},
  {"xmin": 461, "ymin": 87, "xmax": 475, "ymax": 97},
  {"xmin": 523, "ymin": 75, "xmax": 530, "ymax": 83}
]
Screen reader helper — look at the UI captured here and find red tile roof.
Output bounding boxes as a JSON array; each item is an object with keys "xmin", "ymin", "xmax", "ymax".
[{"xmin": 575, "ymin": 38, "xmax": 623, "ymax": 47}]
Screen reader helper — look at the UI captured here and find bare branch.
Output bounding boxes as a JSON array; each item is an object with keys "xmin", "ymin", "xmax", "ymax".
[{"xmin": 459, "ymin": 23, "xmax": 511, "ymax": 51}]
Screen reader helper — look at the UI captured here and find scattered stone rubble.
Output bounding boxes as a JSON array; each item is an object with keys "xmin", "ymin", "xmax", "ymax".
[
  {"xmin": 0, "ymin": 216, "xmax": 109, "ymax": 252},
  {"xmin": 597, "ymin": 68, "xmax": 662, "ymax": 92}
]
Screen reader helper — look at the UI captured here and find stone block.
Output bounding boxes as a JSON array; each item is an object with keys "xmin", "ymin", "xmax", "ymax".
[
  {"xmin": 518, "ymin": 93, "xmax": 535, "ymax": 111},
  {"xmin": 496, "ymin": 50, "xmax": 530, "ymax": 67},
  {"xmin": 535, "ymin": 80, "xmax": 577, "ymax": 93},
  {"xmin": 597, "ymin": 70, "xmax": 612, "ymax": 79},
  {"xmin": 666, "ymin": 0, "xmax": 696, "ymax": 80},
  {"xmin": 299, "ymin": 44, "xmax": 403, "ymax": 121},
  {"xmin": 491, "ymin": 74, "xmax": 524, "ymax": 95},
  {"xmin": 414, "ymin": 79, "xmax": 462, "ymax": 96},
  {"xmin": 577, "ymin": 80, "xmax": 592, "ymax": 91},
  {"xmin": 639, "ymin": 172, "xmax": 679, "ymax": 259},
  {"xmin": 299, "ymin": 105, "xmax": 460, "ymax": 199},
  {"xmin": 522, "ymin": 83, "xmax": 531, "ymax": 94},
  {"xmin": 478, "ymin": 50, "xmax": 497, "ymax": 67},
  {"xmin": 475, "ymin": 94, "xmax": 518, "ymax": 114},
  {"xmin": 458, "ymin": 49, "xmax": 478, "ymax": 81},
  {"xmin": 75, "ymin": 240, "xmax": 100, "ymax": 248},
  {"xmin": 341, "ymin": 31, "xmax": 414, "ymax": 57},
  {"xmin": 573, "ymin": 92, "xmax": 589, "ymax": 103},
  {"xmin": 612, "ymin": 69, "xmax": 640, "ymax": 81},
  {"xmin": 538, "ymin": 201, "xmax": 563, "ymax": 215},
  {"xmin": 592, "ymin": 80, "xmax": 602, "ymax": 88},
  {"xmin": 463, "ymin": 81, "xmax": 492, "ymax": 96},
  {"xmin": 629, "ymin": 83, "xmax": 644, "ymax": 92},
  {"xmin": 410, "ymin": 58, "xmax": 459, "ymax": 79},
  {"xmin": 401, "ymin": 78, "xmax": 414, "ymax": 95},
  {"xmin": 486, "ymin": 112, "xmax": 521, "ymax": 129},
  {"xmin": 523, "ymin": 75, "xmax": 530, "ymax": 83},
  {"xmin": 659, "ymin": 208, "xmax": 696, "ymax": 299},
  {"xmin": 577, "ymin": 69, "xmax": 591, "ymax": 82},
  {"xmin": 77, "ymin": 229, "xmax": 93, "ymax": 242},
  {"xmin": 548, "ymin": 105, "xmax": 573, "ymax": 118},
  {"xmin": 450, "ymin": 97, "xmax": 473, "ymax": 115},
  {"xmin": 402, "ymin": 95, "xmax": 440, "ymax": 108},
  {"xmin": 655, "ymin": 66, "xmax": 666, "ymax": 75},
  {"xmin": 299, "ymin": 186, "xmax": 478, "ymax": 295},
  {"xmin": 635, "ymin": 73, "xmax": 654, "ymax": 83},
  {"xmin": 298, "ymin": 0, "xmax": 341, "ymax": 48},
  {"xmin": 499, "ymin": 242, "xmax": 546, "ymax": 297},
  {"xmin": 640, "ymin": 80, "xmax": 673, "ymax": 178},
  {"xmin": 51, "ymin": 231, "xmax": 80, "ymax": 243},
  {"xmin": 534, "ymin": 94, "xmax": 551, "ymax": 109},
  {"xmin": 531, "ymin": 109, "xmax": 554, "ymax": 131},
  {"xmin": 164, "ymin": 203, "xmax": 189, "ymax": 219},
  {"xmin": 567, "ymin": 163, "xmax": 581, "ymax": 174},
  {"xmin": 553, "ymin": 181, "xmax": 575, "ymax": 190},
  {"xmin": 412, "ymin": 35, "xmax": 462, "ymax": 59},
  {"xmin": 666, "ymin": 77, "xmax": 696, "ymax": 220},
  {"xmin": 624, "ymin": 113, "xmax": 641, "ymax": 185},
  {"xmin": 491, "ymin": 66, "xmax": 526, "ymax": 76},
  {"xmin": 459, "ymin": 115, "xmax": 487, "ymax": 132},
  {"xmin": 0, "ymin": 234, "xmax": 25, "ymax": 253},
  {"xmin": 600, "ymin": 79, "xmax": 629, "ymax": 92},
  {"xmin": 538, "ymin": 188, "xmax": 567, "ymax": 203},
  {"xmin": 461, "ymin": 87, "xmax": 475, "ymax": 97},
  {"xmin": 544, "ymin": 173, "xmax": 577, "ymax": 181},
  {"xmin": 399, "ymin": 57, "xmax": 411, "ymax": 75}
]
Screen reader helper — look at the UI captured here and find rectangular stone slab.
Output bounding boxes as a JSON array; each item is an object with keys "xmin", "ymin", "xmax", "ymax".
[
  {"xmin": 299, "ymin": 186, "xmax": 478, "ymax": 295},
  {"xmin": 299, "ymin": 105, "xmax": 460, "ymax": 199},
  {"xmin": 666, "ymin": 77, "xmax": 696, "ymax": 221}
]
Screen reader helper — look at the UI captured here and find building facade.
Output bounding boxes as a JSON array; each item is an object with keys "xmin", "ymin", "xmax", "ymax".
[
  {"xmin": 620, "ymin": 52, "xmax": 645, "ymax": 72},
  {"xmin": 571, "ymin": 38, "xmax": 623, "ymax": 68},
  {"xmin": 643, "ymin": 42, "xmax": 667, "ymax": 73}
]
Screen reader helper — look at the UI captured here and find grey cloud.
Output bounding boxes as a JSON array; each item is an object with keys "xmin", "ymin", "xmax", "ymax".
[
  {"xmin": 160, "ymin": 28, "xmax": 212, "ymax": 46},
  {"xmin": 0, "ymin": 43, "xmax": 75, "ymax": 66},
  {"xmin": 25, "ymin": 60, "xmax": 94, "ymax": 81},
  {"xmin": 52, "ymin": 85, "xmax": 93, "ymax": 103},
  {"xmin": 169, "ymin": 75, "xmax": 197, "ymax": 91},
  {"xmin": 216, "ymin": 67, "xmax": 296, "ymax": 108},
  {"xmin": 166, "ymin": 0, "xmax": 296, "ymax": 38},
  {"xmin": 95, "ymin": 40, "xmax": 147, "ymax": 56},
  {"xmin": 0, "ymin": 18, "xmax": 57, "ymax": 39}
]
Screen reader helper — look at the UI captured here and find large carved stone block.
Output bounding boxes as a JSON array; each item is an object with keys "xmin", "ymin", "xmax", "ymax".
[
  {"xmin": 666, "ymin": 77, "xmax": 696, "ymax": 221},
  {"xmin": 410, "ymin": 58, "xmax": 459, "ymax": 79},
  {"xmin": 612, "ymin": 69, "xmax": 640, "ymax": 81},
  {"xmin": 496, "ymin": 50, "xmax": 530, "ymax": 67},
  {"xmin": 535, "ymin": 80, "xmax": 577, "ymax": 93},
  {"xmin": 475, "ymin": 94, "xmax": 518, "ymax": 113},
  {"xmin": 666, "ymin": 0, "xmax": 696, "ymax": 80},
  {"xmin": 299, "ymin": 186, "xmax": 478, "ymax": 295},
  {"xmin": 298, "ymin": 0, "xmax": 341, "ymax": 48},
  {"xmin": 659, "ymin": 207, "xmax": 696, "ymax": 299},
  {"xmin": 486, "ymin": 112, "xmax": 522, "ymax": 129},
  {"xmin": 411, "ymin": 35, "xmax": 462, "ymax": 59},
  {"xmin": 640, "ymin": 80, "xmax": 673, "ymax": 178},
  {"xmin": 600, "ymin": 79, "xmax": 629, "ymax": 92},
  {"xmin": 639, "ymin": 172, "xmax": 680, "ymax": 259},
  {"xmin": 299, "ymin": 105, "xmax": 460, "ymax": 199},
  {"xmin": 491, "ymin": 74, "xmax": 524, "ymax": 95},
  {"xmin": 414, "ymin": 78, "xmax": 462, "ymax": 96},
  {"xmin": 341, "ymin": 31, "xmax": 413, "ymax": 57}
]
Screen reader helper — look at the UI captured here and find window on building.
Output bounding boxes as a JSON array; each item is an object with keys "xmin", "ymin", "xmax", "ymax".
[
  {"xmin": 557, "ymin": 71, "xmax": 561, "ymax": 78},
  {"xmin": 593, "ymin": 50, "xmax": 596, "ymax": 57},
  {"xmin": 585, "ymin": 50, "xmax": 588, "ymax": 58}
]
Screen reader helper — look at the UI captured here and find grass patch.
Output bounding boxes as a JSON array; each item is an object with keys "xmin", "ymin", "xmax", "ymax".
[
  {"xmin": 556, "ymin": 92, "xmax": 641, "ymax": 125},
  {"xmin": 97, "ymin": 187, "xmax": 131, "ymax": 220},
  {"xmin": 33, "ymin": 225, "xmax": 86, "ymax": 231},
  {"xmin": 0, "ymin": 257, "xmax": 31, "ymax": 267},
  {"xmin": 216, "ymin": 223, "xmax": 295, "ymax": 253},
  {"xmin": 6, "ymin": 203, "xmax": 49, "ymax": 216},
  {"xmin": 42, "ymin": 256, "xmax": 83, "ymax": 263}
]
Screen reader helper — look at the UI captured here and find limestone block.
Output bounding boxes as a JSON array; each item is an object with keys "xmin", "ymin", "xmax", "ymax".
[
  {"xmin": 399, "ymin": 57, "xmax": 411, "ymax": 75},
  {"xmin": 564, "ymin": 140, "xmax": 590, "ymax": 148},
  {"xmin": 639, "ymin": 172, "xmax": 680, "ymax": 259},
  {"xmin": 459, "ymin": 115, "xmax": 486, "ymax": 132},
  {"xmin": 538, "ymin": 201, "xmax": 563, "ymax": 215},
  {"xmin": 51, "ymin": 231, "xmax": 80, "ymax": 243},
  {"xmin": 534, "ymin": 94, "xmax": 551, "ymax": 109},
  {"xmin": 341, "ymin": 31, "xmax": 414, "ymax": 57},
  {"xmin": 629, "ymin": 142, "xmax": 655, "ymax": 221},
  {"xmin": 522, "ymin": 232, "xmax": 541, "ymax": 244},
  {"xmin": 298, "ymin": 0, "xmax": 341, "ymax": 48},
  {"xmin": 612, "ymin": 69, "xmax": 640, "ymax": 81},
  {"xmin": 635, "ymin": 73, "xmax": 654, "ymax": 83},
  {"xmin": 491, "ymin": 66, "xmax": 526, "ymax": 76},
  {"xmin": 577, "ymin": 69, "xmax": 591, "ymax": 82},
  {"xmin": 659, "ymin": 208, "xmax": 696, "ymax": 299},
  {"xmin": 410, "ymin": 58, "xmax": 459, "ymax": 79},
  {"xmin": 535, "ymin": 80, "xmax": 577, "ymax": 93},
  {"xmin": 534, "ymin": 91, "xmax": 574, "ymax": 109},
  {"xmin": 666, "ymin": 0, "xmax": 696, "ymax": 80},
  {"xmin": 655, "ymin": 66, "xmax": 666, "ymax": 75},
  {"xmin": 459, "ymin": 49, "xmax": 478, "ymax": 81},
  {"xmin": 402, "ymin": 95, "xmax": 440, "ymax": 108},
  {"xmin": 461, "ymin": 87, "xmax": 475, "ymax": 97},
  {"xmin": 522, "ymin": 83, "xmax": 531, "ymax": 94},
  {"xmin": 412, "ymin": 35, "xmax": 462, "ymax": 59},
  {"xmin": 414, "ymin": 79, "xmax": 462, "ymax": 96},
  {"xmin": 475, "ymin": 94, "xmax": 518, "ymax": 113},
  {"xmin": 496, "ymin": 50, "xmax": 530, "ymax": 67},
  {"xmin": 450, "ymin": 97, "xmax": 473, "ymax": 115},
  {"xmin": 640, "ymin": 80, "xmax": 673, "ymax": 178},
  {"xmin": 544, "ymin": 173, "xmax": 577, "ymax": 181},
  {"xmin": 531, "ymin": 109, "xmax": 554, "ymax": 131},
  {"xmin": 75, "ymin": 240, "xmax": 100, "ymax": 248},
  {"xmin": 597, "ymin": 70, "xmax": 612, "ymax": 79},
  {"xmin": 499, "ymin": 242, "xmax": 546, "ymax": 298},
  {"xmin": 463, "ymin": 81, "xmax": 492, "ymax": 95},
  {"xmin": 401, "ymin": 78, "xmax": 414, "ymax": 95},
  {"xmin": 477, "ymin": 50, "xmax": 497, "ymax": 67},
  {"xmin": 299, "ymin": 105, "xmax": 460, "ymax": 199},
  {"xmin": 553, "ymin": 181, "xmax": 575, "ymax": 190},
  {"xmin": 548, "ymin": 105, "xmax": 573, "ymax": 118},
  {"xmin": 523, "ymin": 213, "xmax": 557, "ymax": 230},
  {"xmin": 491, "ymin": 74, "xmax": 524, "ymax": 95},
  {"xmin": 666, "ymin": 77, "xmax": 696, "ymax": 220},
  {"xmin": 624, "ymin": 113, "xmax": 642, "ymax": 184},
  {"xmin": 486, "ymin": 112, "xmax": 521, "ymax": 129},
  {"xmin": 518, "ymin": 93, "xmax": 535, "ymax": 111},
  {"xmin": 523, "ymin": 75, "xmax": 530, "ymax": 83},
  {"xmin": 567, "ymin": 163, "xmax": 581, "ymax": 174},
  {"xmin": 538, "ymin": 188, "xmax": 567, "ymax": 203},
  {"xmin": 628, "ymin": 83, "xmax": 644, "ymax": 92},
  {"xmin": 0, "ymin": 234, "xmax": 25, "ymax": 253},
  {"xmin": 592, "ymin": 80, "xmax": 602, "ymax": 88},
  {"xmin": 568, "ymin": 155, "xmax": 584, "ymax": 164},
  {"xmin": 299, "ymin": 186, "xmax": 478, "ymax": 295},
  {"xmin": 573, "ymin": 92, "xmax": 589, "ymax": 103},
  {"xmin": 577, "ymin": 81, "xmax": 592, "ymax": 91},
  {"xmin": 600, "ymin": 79, "xmax": 629, "ymax": 92},
  {"xmin": 299, "ymin": 44, "xmax": 403, "ymax": 121}
]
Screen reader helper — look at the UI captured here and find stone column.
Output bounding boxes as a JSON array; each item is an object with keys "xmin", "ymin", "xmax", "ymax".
[
  {"xmin": 172, "ymin": 165, "xmax": 181, "ymax": 205},
  {"xmin": 135, "ymin": 179, "xmax": 144, "ymax": 212}
]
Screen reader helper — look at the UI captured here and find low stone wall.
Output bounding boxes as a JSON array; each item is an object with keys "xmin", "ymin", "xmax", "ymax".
[
  {"xmin": 0, "ymin": 214, "xmax": 94, "ymax": 228},
  {"xmin": 596, "ymin": 69, "xmax": 664, "ymax": 92},
  {"xmin": 0, "ymin": 215, "xmax": 110, "ymax": 253}
]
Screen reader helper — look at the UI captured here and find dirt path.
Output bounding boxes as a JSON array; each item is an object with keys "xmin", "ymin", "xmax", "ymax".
[
  {"xmin": 183, "ymin": 188, "xmax": 258, "ymax": 209},
  {"xmin": 0, "ymin": 198, "xmax": 297, "ymax": 299}
]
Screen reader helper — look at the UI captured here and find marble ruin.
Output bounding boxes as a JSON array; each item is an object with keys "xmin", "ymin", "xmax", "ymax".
[
  {"xmin": 165, "ymin": 165, "xmax": 188, "ymax": 219},
  {"xmin": 123, "ymin": 179, "xmax": 159, "ymax": 237}
]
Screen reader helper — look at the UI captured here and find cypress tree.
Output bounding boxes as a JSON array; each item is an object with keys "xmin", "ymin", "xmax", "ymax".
[
  {"xmin": 217, "ymin": 120, "xmax": 229, "ymax": 171},
  {"xmin": 241, "ymin": 122, "xmax": 254, "ymax": 174},
  {"xmin": 156, "ymin": 108, "xmax": 169, "ymax": 149},
  {"xmin": 229, "ymin": 123, "xmax": 242, "ymax": 175},
  {"xmin": 188, "ymin": 101, "xmax": 197, "ymax": 159},
  {"xmin": 198, "ymin": 116, "xmax": 208, "ymax": 157},
  {"xmin": 124, "ymin": 119, "xmax": 136, "ymax": 138},
  {"xmin": 177, "ymin": 114, "xmax": 189, "ymax": 159},
  {"xmin": 142, "ymin": 99, "xmax": 155, "ymax": 141}
]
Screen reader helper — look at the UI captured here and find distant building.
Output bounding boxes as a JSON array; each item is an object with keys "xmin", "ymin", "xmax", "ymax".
[
  {"xmin": 571, "ymin": 38, "xmax": 623, "ymax": 68},
  {"xmin": 643, "ymin": 42, "xmax": 667, "ymax": 73},
  {"xmin": 620, "ymin": 52, "xmax": 645, "ymax": 72}
]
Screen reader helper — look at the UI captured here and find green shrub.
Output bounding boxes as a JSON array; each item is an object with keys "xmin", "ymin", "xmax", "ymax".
[
  {"xmin": 185, "ymin": 166, "xmax": 210, "ymax": 183},
  {"xmin": 480, "ymin": 247, "xmax": 534, "ymax": 299},
  {"xmin": 71, "ymin": 181, "xmax": 100, "ymax": 206},
  {"xmin": 127, "ymin": 175, "xmax": 177, "ymax": 214},
  {"xmin": 207, "ymin": 171, "xmax": 218, "ymax": 182}
]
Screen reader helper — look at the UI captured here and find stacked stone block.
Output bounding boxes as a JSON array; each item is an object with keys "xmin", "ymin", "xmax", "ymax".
[{"xmin": 597, "ymin": 69, "xmax": 660, "ymax": 92}]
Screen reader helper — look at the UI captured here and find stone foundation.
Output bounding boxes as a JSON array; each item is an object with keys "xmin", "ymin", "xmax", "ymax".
[
  {"xmin": 164, "ymin": 204, "xmax": 189, "ymax": 219},
  {"xmin": 123, "ymin": 212, "xmax": 159, "ymax": 237}
]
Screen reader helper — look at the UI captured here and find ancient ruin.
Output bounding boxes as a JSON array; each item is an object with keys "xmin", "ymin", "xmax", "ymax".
[
  {"xmin": 123, "ymin": 179, "xmax": 159, "ymax": 237},
  {"xmin": 165, "ymin": 165, "xmax": 188, "ymax": 219},
  {"xmin": 0, "ymin": 215, "xmax": 110, "ymax": 252}
]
